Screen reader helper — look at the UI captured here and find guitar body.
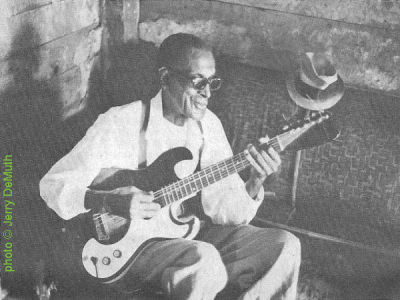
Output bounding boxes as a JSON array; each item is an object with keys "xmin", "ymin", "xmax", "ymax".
[{"xmin": 81, "ymin": 147, "xmax": 201, "ymax": 283}]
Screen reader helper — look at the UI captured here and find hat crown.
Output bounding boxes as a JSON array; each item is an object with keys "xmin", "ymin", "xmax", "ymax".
[
  {"xmin": 311, "ymin": 53, "xmax": 336, "ymax": 77},
  {"xmin": 300, "ymin": 52, "xmax": 338, "ymax": 90},
  {"xmin": 286, "ymin": 52, "xmax": 345, "ymax": 111}
]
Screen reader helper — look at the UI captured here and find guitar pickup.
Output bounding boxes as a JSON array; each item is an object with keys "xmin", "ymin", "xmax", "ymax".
[{"xmin": 93, "ymin": 213, "xmax": 110, "ymax": 241}]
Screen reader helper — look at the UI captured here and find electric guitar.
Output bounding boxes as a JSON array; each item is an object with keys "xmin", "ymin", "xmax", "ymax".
[{"xmin": 81, "ymin": 112, "xmax": 330, "ymax": 283}]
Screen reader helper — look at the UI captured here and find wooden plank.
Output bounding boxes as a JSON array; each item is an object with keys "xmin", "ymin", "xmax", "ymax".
[
  {"xmin": 139, "ymin": 0, "xmax": 400, "ymax": 94},
  {"xmin": 0, "ymin": 25, "xmax": 101, "ymax": 82},
  {"xmin": 0, "ymin": 0, "xmax": 100, "ymax": 58},
  {"xmin": 254, "ymin": 218, "xmax": 400, "ymax": 258},
  {"xmin": 212, "ymin": 0, "xmax": 400, "ymax": 29},
  {"xmin": 4, "ymin": 0, "xmax": 52, "ymax": 17},
  {"xmin": 123, "ymin": 0, "xmax": 140, "ymax": 42},
  {"xmin": 57, "ymin": 54, "xmax": 102, "ymax": 120},
  {"xmin": 291, "ymin": 150, "xmax": 302, "ymax": 207},
  {"xmin": 38, "ymin": 26, "xmax": 102, "ymax": 81},
  {"xmin": 57, "ymin": 66, "xmax": 85, "ymax": 118},
  {"xmin": 0, "ymin": 65, "xmax": 90, "ymax": 120},
  {"xmin": 0, "ymin": 26, "xmax": 102, "ymax": 115},
  {"xmin": 0, "ymin": 59, "xmax": 100, "ymax": 121},
  {"xmin": 0, "ymin": 66, "xmax": 12, "ymax": 92}
]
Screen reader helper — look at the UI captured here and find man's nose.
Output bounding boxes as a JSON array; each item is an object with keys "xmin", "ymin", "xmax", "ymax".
[{"xmin": 198, "ymin": 84, "xmax": 211, "ymax": 98}]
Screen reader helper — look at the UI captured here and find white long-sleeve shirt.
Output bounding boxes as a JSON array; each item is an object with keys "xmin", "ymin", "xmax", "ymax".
[{"xmin": 40, "ymin": 91, "xmax": 263, "ymax": 224}]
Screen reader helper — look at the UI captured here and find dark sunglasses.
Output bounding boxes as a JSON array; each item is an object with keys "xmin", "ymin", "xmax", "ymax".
[{"xmin": 168, "ymin": 68, "xmax": 222, "ymax": 91}]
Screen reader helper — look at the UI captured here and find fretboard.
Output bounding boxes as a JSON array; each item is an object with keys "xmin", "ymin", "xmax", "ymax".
[{"xmin": 153, "ymin": 137, "xmax": 282, "ymax": 207}]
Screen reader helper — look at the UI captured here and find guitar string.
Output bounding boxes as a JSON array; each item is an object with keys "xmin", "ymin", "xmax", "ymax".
[
  {"xmin": 153, "ymin": 150, "xmax": 246, "ymax": 200},
  {"xmin": 153, "ymin": 139, "xmax": 281, "ymax": 200},
  {"xmin": 152, "ymin": 139, "xmax": 282, "ymax": 206},
  {"xmin": 154, "ymin": 153, "xmax": 256, "ymax": 205}
]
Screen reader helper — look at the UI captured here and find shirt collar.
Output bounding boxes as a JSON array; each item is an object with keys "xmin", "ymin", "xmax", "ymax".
[
  {"xmin": 145, "ymin": 89, "xmax": 207, "ymax": 140},
  {"xmin": 145, "ymin": 90, "xmax": 164, "ymax": 141}
]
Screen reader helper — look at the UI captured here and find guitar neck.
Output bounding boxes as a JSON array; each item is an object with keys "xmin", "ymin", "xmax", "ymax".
[
  {"xmin": 153, "ymin": 137, "xmax": 282, "ymax": 207},
  {"xmin": 152, "ymin": 111, "xmax": 330, "ymax": 207}
]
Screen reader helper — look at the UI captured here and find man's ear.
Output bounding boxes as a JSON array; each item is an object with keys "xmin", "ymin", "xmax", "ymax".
[{"xmin": 159, "ymin": 67, "xmax": 169, "ymax": 88}]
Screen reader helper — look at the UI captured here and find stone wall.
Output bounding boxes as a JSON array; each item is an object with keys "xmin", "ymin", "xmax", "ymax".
[{"xmin": 139, "ymin": 0, "xmax": 400, "ymax": 96}]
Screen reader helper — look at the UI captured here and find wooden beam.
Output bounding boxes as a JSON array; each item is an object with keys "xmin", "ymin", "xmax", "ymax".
[
  {"xmin": 0, "ymin": 26, "xmax": 102, "ymax": 119},
  {"xmin": 123, "ymin": 0, "xmax": 140, "ymax": 42},
  {"xmin": 4, "ymin": 0, "xmax": 51, "ymax": 17},
  {"xmin": 254, "ymin": 217, "xmax": 400, "ymax": 259},
  {"xmin": 0, "ymin": 25, "xmax": 101, "ymax": 86},
  {"xmin": 212, "ymin": 0, "xmax": 400, "ymax": 29},
  {"xmin": 291, "ymin": 150, "xmax": 302, "ymax": 207}
]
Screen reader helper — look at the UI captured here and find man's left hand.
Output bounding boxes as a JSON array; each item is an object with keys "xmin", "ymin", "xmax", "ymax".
[{"xmin": 244, "ymin": 142, "xmax": 281, "ymax": 199}]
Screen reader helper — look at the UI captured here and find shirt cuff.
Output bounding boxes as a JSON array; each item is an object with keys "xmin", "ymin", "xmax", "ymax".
[{"xmin": 84, "ymin": 189, "xmax": 131, "ymax": 218}]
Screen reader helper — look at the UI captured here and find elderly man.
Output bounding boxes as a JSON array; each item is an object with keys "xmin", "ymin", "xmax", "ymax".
[{"xmin": 40, "ymin": 33, "xmax": 301, "ymax": 300}]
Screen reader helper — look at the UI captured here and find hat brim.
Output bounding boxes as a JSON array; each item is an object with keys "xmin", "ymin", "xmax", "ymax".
[{"xmin": 286, "ymin": 75, "xmax": 344, "ymax": 111}]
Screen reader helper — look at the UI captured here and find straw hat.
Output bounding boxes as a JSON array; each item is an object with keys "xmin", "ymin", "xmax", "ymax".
[{"xmin": 286, "ymin": 52, "xmax": 344, "ymax": 111}]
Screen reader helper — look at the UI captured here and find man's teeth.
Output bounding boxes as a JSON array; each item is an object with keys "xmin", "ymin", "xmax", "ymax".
[{"xmin": 194, "ymin": 102, "xmax": 207, "ymax": 109}]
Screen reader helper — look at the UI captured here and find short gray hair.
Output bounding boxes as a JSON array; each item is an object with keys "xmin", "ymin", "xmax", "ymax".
[{"xmin": 157, "ymin": 33, "xmax": 212, "ymax": 70}]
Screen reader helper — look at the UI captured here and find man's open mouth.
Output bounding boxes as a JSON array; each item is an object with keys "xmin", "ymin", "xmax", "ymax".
[{"xmin": 194, "ymin": 102, "xmax": 207, "ymax": 109}]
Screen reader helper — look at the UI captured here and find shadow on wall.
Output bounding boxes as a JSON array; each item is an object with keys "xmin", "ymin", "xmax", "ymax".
[
  {"xmin": 0, "ymin": 23, "xmax": 62, "ymax": 176},
  {"xmin": 61, "ymin": 39, "xmax": 161, "ymax": 157},
  {"xmin": 102, "ymin": 40, "xmax": 160, "ymax": 107},
  {"xmin": 0, "ymin": 22, "xmax": 64, "ymax": 295},
  {"xmin": 0, "ymin": 34, "xmax": 162, "ymax": 177}
]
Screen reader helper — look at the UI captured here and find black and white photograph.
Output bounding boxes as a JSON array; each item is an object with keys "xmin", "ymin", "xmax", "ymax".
[{"xmin": 0, "ymin": 1, "xmax": 400, "ymax": 299}]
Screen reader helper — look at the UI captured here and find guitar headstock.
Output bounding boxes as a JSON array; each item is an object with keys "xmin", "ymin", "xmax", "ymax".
[{"xmin": 277, "ymin": 111, "xmax": 331, "ymax": 151}]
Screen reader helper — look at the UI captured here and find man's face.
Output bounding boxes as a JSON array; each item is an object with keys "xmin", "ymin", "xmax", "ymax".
[{"xmin": 165, "ymin": 49, "xmax": 216, "ymax": 122}]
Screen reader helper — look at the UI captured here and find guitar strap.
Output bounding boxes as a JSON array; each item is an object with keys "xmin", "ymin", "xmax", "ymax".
[
  {"xmin": 137, "ymin": 98, "xmax": 204, "ymax": 170},
  {"xmin": 138, "ymin": 100, "xmax": 151, "ymax": 169},
  {"xmin": 181, "ymin": 121, "xmax": 211, "ymax": 223},
  {"xmin": 137, "ymin": 98, "xmax": 207, "ymax": 221},
  {"xmin": 196, "ymin": 121, "xmax": 204, "ymax": 169}
]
